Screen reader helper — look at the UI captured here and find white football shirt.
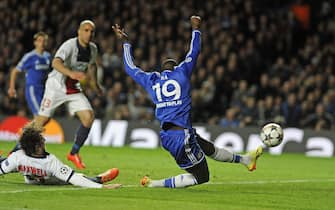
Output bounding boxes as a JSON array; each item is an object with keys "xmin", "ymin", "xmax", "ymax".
[
  {"xmin": 0, "ymin": 150, "xmax": 103, "ymax": 188},
  {"xmin": 47, "ymin": 37, "xmax": 98, "ymax": 94},
  {"xmin": 0, "ymin": 150, "xmax": 73, "ymax": 183}
]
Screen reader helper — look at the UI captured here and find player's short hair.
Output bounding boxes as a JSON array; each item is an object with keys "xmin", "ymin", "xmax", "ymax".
[
  {"xmin": 161, "ymin": 58, "xmax": 177, "ymax": 71},
  {"xmin": 33, "ymin": 31, "xmax": 48, "ymax": 41},
  {"xmin": 79, "ymin": 20, "xmax": 95, "ymax": 29},
  {"xmin": 20, "ymin": 123, "xmax": 45, "ymax": 156}
]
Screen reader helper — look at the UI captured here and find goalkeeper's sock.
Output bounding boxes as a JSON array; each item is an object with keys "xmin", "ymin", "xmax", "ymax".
[
  {"xmin": 70, "ymin": 124, "xmax": 91, "ymax": 154},
  {"xmin": 149, "ymin": 174, "xmax": 197, "ymax": 188},
  {"xmin": 209, "ymin": 147, "xmax": 242, "ymax": 163}
]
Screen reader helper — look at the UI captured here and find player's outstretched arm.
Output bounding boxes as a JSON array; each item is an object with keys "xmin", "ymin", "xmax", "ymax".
[
  {"xmin": 68, "ymin": 172, "xmax": 122, "ymax": 189},
  {"xmin": 179, "ymin": 15, "xmax": 202, "ymax": 76},
  {"xmin": 0, "ymin": 153, "xmax": 18, "ymax": 175},
  {"xmin": 113, "ymin": 24, "xmax": 148, "ymax": 87},
  {"xmin": 8, "ymin": 67, "xmax": 20, "ymax": 98},
  {"xmin": 0, "ymin": 157, "xmax": 7, "ymax": 175}
]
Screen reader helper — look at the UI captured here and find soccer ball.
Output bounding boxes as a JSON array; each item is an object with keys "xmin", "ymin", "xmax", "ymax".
[{"xmin": 260, "ymin": 123, "xmax": 283, "ymax": 147}]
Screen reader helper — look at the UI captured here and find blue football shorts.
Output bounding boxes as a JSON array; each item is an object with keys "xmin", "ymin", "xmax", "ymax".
[
  {"xmin": 160, "ymin": 128, "xmax": 205, "ymax": 169},
  {"xmin": 25, "ymin": 85, "xmax": 44, "ymax": 115}
]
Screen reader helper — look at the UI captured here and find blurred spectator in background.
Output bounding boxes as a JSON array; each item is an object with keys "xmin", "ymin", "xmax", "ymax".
[
  {"xmin": 301, "ymin": 103, "xmax": 334, "ymax": 130},
  {"xmin": 0, "ymin": 0, "xmax": 334, "ymax": 131},
  {"xmin": 0, "ymin": 72, "xmax": 6, "ymax": 104},
  {"xmin": 281, "ymin": 93, "xmax": 302, "ymax": 127},
  {"xmin": 239, "ymin": 96, "xmax": 258, "ymax": 127},
  {"xmin": 219, "ymin": 108, "xmax": 240, "ymax": 128},
  {"xmin": 257, "ymin": 95, "xmax": 284, "ymax": 126}
]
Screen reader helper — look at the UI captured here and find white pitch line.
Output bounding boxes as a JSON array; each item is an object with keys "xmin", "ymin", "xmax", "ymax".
[
  {"xmin": 121, "ymin": 184, "xmax": 139, "ymax": 188},
  {"xmin": 0, "ymin": 187, "xmax": 86, "ymax": 194},
  {"xmin": 206, "ymin": 178, "xmax": 335, "ymax": 185},
  {"xmin": 1, "ymin": 179, "xmax": 335, "ymax": 194}
]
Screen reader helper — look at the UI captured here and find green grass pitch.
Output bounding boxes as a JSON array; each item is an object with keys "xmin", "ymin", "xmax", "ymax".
[{"xmin": 0, "ymin": 141, "xmax": 334, "ymax": 210}]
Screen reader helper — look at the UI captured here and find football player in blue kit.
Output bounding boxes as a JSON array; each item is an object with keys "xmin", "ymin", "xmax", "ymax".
[
  {"xmin": 7, "ymin": 32, "xmax": 51, "ymax": 153},
  {"xmin": 113, "ymin": 15, "xmax": 263, "ymax": 188},
  {"xmin": 8, "ymin": 31, "xmax": 51, "ymax": 116}
]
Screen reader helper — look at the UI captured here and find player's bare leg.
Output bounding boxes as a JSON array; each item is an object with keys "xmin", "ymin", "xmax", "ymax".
[{"xmin": 33, "ymin": 115, "xmax": 50, "ymax": 127}]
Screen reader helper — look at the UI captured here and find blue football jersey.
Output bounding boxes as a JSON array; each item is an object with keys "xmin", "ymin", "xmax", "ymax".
[
  {"xmin": 123, "ymin": 30, "xmax": 201, "ymax": 129},
  {"xmin": 16, "ymin": 50, "xmax": 51, "ymax": 87}
]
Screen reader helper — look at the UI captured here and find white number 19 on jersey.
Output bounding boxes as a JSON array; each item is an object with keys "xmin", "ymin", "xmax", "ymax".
[{"xmin": 152, "ymin": 79, "xmax": 181, "ymax": 102}]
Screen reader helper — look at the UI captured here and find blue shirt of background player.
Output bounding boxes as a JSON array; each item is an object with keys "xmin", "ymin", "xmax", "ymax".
[
  {"xmin": 16, "ymin": 50, "xmax": 51, "ymax": 86},
  {"xmin": 16, "ymin": 50, "xmax": 51, "ymax": 114},
  {"xmin": 123, "ymin": 30, "xmax": 201, "ymax": 129}
]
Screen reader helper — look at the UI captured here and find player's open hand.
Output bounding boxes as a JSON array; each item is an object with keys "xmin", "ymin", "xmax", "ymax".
[
  {"xmin": 112, "ymin": 24, "xmax": 128, "ymax": 42},
  {"xmin": 103, "ymin": 183, "xmax": 122, "ymax": 189},
  {"xmin": 190, "ymin": 16, "xmax": 201, "ymax": 30}
]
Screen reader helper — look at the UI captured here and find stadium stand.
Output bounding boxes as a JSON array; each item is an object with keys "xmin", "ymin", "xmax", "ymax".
[{"xmin": 0, "ymin": 0, "xmax": 334, "ymax": 130}]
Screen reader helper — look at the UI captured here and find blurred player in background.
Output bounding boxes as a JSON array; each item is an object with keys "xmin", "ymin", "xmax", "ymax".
[
  {"xmin": 7, "ymin": 31, "xmax": 51, "ymax": 153},
  {"xmin": 0, "ymin": 123, "xmax": 120, "ymax": 189},
  {"xmin": 114, "ymin": 16, "xmax": 262, "ymax": 188},
  {"xmin": 8, "ymin": 31, "xmax": 51, "ymax": 115},
  {"xmin": 34, "ymin": 20, "xmax": 104, "ymax": 169}
]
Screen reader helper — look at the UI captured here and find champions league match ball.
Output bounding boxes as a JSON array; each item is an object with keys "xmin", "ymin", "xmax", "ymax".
[{"xmin": 260, "ymin": 123, "xmax": 284, "ymax": 147}]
